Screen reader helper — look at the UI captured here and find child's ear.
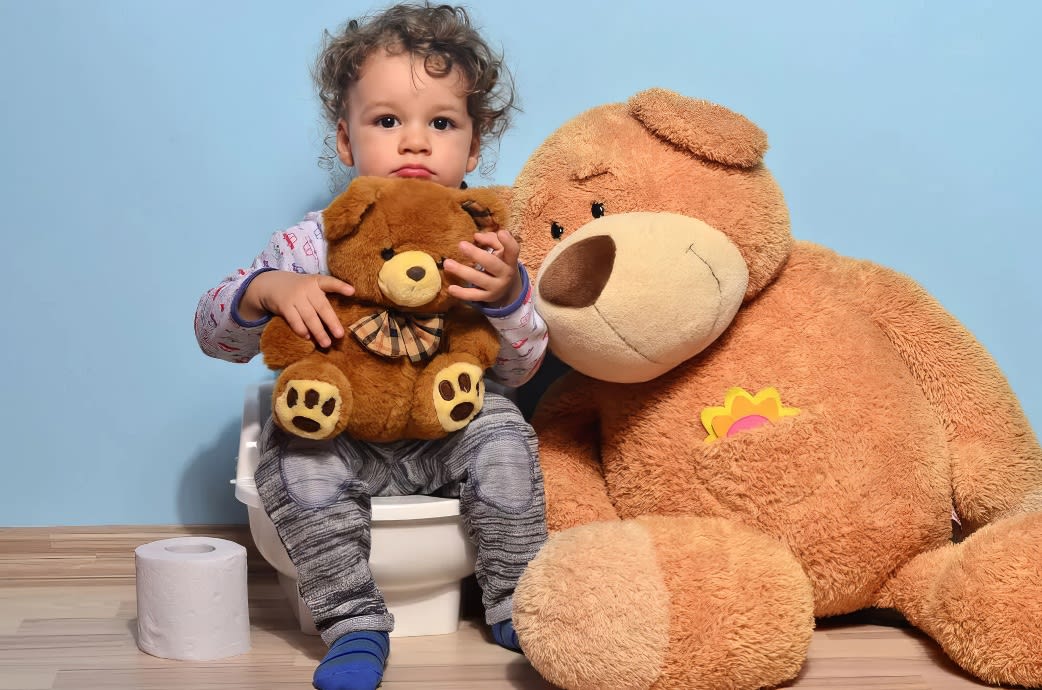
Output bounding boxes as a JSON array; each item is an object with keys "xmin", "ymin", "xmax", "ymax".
[
  {"xmin": 460, "ymin": 186, "xmax": 510, "ymax": 235},
  {"xmin": 335, "ymin": 119, "xmax": 354, "ymax": 167},
  {"xmin": 466, "ymin": 133, "xmax": 480, "ymax": 173},
  {"xmin": 324, "ymin": 176, "xmax": 383, "ymax": 241}
]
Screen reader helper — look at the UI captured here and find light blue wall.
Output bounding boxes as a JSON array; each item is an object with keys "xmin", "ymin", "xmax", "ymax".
[{"xmin": 2, "ymin": 1, "xmax": 1039, "ymax": 526}]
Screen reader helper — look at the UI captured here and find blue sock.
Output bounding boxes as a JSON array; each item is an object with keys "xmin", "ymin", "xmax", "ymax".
[
  {"xmin": 312, "ymin": 631, "xmax": 390, "ymax": 690},
  {"xmin": 491, "ymin": 619, "xmax": 522, "ymax": 653}
]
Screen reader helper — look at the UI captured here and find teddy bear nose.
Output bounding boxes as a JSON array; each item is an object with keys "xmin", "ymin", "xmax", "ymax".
[
  {"xmin": 539, "ymin": 234, "xmax": 616, "ymax": 308},
  {"xmin": 406, "ymin": 266, "xmax": 426, "ymax": 282}
]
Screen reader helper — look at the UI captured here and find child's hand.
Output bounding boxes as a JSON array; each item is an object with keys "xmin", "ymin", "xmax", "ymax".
[
  {"xmin": 444, "ymin": 229, "xmax": 522, "ymax": 308},
  {"xmin": 242, "ymin": 271, "xmax": 355, "ymax": 348}
]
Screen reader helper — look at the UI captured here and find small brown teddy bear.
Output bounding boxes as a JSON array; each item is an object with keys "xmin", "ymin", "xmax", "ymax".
[
  {"xmin": 510, "ymin": 89, "xmax": 1042, "ymax": 689},
  {"xmin": 259, "ymin": 176, "xmax": 503, "ymax": 443}
]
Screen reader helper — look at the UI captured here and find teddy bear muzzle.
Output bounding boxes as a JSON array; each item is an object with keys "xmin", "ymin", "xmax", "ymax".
[
  {"xmin": 377, "ymin": 250, "xmax": 443, "ymax": 307},
  {"xmin": 535, "ymin": 211, "xmax": 750, "ymax": 383}
]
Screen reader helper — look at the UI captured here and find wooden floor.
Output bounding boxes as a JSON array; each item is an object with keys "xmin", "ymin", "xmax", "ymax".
[{"xmin": 0, "ymin": 527, "xmax": 1006, "ymax": 689}]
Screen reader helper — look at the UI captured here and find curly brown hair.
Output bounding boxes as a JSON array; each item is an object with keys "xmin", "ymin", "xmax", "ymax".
[{"xmin": 314, "ymin": 2, "xmax": 516, "ymax": 178}]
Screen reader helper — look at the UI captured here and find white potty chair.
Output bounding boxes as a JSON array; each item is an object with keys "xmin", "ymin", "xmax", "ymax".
[{"xmin": 234, "ymin": 382, "xmax": 477, "ymax": 637}]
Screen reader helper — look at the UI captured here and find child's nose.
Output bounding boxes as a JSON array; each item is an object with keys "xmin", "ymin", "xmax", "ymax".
[{"xmin": 399, "ymin": 124, "xmax": 431, "ymax": 154}]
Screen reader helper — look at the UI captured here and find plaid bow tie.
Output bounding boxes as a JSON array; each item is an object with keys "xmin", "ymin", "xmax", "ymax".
[{"xmin": 348, "ymin": 310, "xmax": 445, "ymax": 363}]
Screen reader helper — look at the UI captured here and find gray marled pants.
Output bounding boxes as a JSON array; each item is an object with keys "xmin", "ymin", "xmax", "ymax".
[{"xmin": 255, "ymin": 393, "xmax": 548, "ymax": 646}]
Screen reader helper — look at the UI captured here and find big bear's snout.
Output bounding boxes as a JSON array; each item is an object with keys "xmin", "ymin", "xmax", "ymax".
[{"xmin": 534, "ymin": 211, "xmax": 750, "ymax": 383}]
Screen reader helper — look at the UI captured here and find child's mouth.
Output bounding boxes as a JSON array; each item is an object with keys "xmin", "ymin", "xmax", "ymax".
[{"xmin": 394, "ymin": 166, "xmax": 433, "ymax": 179}]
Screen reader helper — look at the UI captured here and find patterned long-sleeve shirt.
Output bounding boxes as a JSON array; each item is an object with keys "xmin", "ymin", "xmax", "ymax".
[{"xmin": 194, "ymin": 211, "xmax": 548, "ymax": 387}]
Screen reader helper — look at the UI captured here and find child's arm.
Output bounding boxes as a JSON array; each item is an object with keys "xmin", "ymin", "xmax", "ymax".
[
  {"xmin": 445, "ymin": 227, "xmax": 523, "ymax": 307},
  {"xmin": 194, "ymin": 212, "xmax": 351, "ymax": 362},
  {"xmin": 444, "ymin": 228, "xmax": 548, "ymax": 386},
  {"xmin": 240, "ymin": 270, "xmax": 354, "ymax": 348},
  {"xmin": 479, "ymin": 265, "xmax": 548, "ymax": 387}
]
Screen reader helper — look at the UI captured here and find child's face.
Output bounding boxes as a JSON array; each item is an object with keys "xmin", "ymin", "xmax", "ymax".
[{"xmin": 337, "ymin": 50, "xmax": 479, "ymax": 188}]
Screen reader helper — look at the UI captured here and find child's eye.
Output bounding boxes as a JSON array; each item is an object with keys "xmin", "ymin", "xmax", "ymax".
[
  {"xmin": 431, "ymin": 117, "xmax": 453, "ymax": 131},
  {"xmin": 377, "ymin": 116, "xmax": 398, "ymax": 128}
]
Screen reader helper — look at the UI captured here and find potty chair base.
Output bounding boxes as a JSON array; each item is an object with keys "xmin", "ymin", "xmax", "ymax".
[{"xmin": 276, "ymin": 570, "xmax": 466, "ymax": 637}]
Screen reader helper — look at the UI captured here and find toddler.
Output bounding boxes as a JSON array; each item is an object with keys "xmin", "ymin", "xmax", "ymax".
[{"xmin": 194, "ymin": 4, "xmax": 548, "ymax": 689}]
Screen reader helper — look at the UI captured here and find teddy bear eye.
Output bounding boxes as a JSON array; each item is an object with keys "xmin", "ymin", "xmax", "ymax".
[
  {"xmin": 380, "ymin": 247, "xmax": 395, "ymax": 261},
  {"xmin": 591, "ymin": 202, "xmax": 605, "ymax": 218},
  {"xmin": 550, "ymin": 222, "xmax": 565, "ymax": 240},
  {"xmin": 436, "ymin": 257, "xmax": 445, "ymax": 270}
]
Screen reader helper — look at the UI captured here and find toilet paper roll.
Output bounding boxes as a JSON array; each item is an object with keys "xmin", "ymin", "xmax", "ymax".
[{"xmin": 135, "ymin": 536, "xmax": 251, "ymax": 661}]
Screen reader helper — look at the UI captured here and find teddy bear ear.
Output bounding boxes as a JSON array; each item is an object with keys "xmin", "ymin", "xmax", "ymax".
[
  {"xmin": 628, "ymin": 88, "xmax": 768, "ymax": 168},
  {"xmin": 460, "ymin": 186, "xmax": 512, "ymax": 236},
  {"xmin": 323, "ymin": 176, "xmax": 384, "ymax": 241}
]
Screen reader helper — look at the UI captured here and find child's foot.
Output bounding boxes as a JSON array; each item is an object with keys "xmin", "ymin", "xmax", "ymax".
[
  {"xmin": 312, "ymin": 630, "xmax": 390, "ymax": 690},
  {"xmin": 491, "ymin": 619, "xmax": 522, "ymax": 653}
]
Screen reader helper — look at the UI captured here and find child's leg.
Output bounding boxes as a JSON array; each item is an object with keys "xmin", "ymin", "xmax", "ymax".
[
  {"xmin": 429, "ymin": 393, "xmax": 549, "ymax": 648},
  {"xmin": 256, "ymin": 419, "xmax": 393, "ymax": 689}
]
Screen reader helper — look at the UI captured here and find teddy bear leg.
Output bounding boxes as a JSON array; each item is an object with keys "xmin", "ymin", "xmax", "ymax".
[
  {"xmin": 877, "ymin": 512, "xmax": 1042, "ymax": 686},
  {"xmin": 408, "ymin": 354, "xmax": 486, "ymax": 437},
  {"xmin": 272, "ymin": 358, "xmax": 353, "ymax": 440},
  {"xmin": 513, "ymin": 515, "xmax": 814, "ymax": 690}
]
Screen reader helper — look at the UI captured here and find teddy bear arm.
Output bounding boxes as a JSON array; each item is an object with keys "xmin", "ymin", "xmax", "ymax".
[
  {"xmin": 443, "ymin": 311, "xmax": 501, "ymax": 369},
  {"xmin": 855, "ymin": 263, "xmax": 1042, "ymax": 527},
  {"xmin": 259, "ymin": 314, "xmax": 316, "ymax": 370},
  {"xmin": 532, "ymin": 383, "xmax": 621, "ymax": 532}
]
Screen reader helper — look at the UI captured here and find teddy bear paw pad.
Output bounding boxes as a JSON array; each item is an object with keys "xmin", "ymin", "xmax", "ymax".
[
  {"xmin": 433, "ymin": 363, "xmax": 485, "ymax": 431},
  {"xmin": 274, "ymin": 379, "xmax": 343, "ymax": 439}
]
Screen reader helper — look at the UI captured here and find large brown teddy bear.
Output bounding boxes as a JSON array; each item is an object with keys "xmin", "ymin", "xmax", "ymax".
[
  {"xmin": 260, "ymin": 176, "xmax": 502, "ymax": 443},
  {"xmin": 510, "ymin": 88, "xmax": 1042, "ymax": 689}
]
